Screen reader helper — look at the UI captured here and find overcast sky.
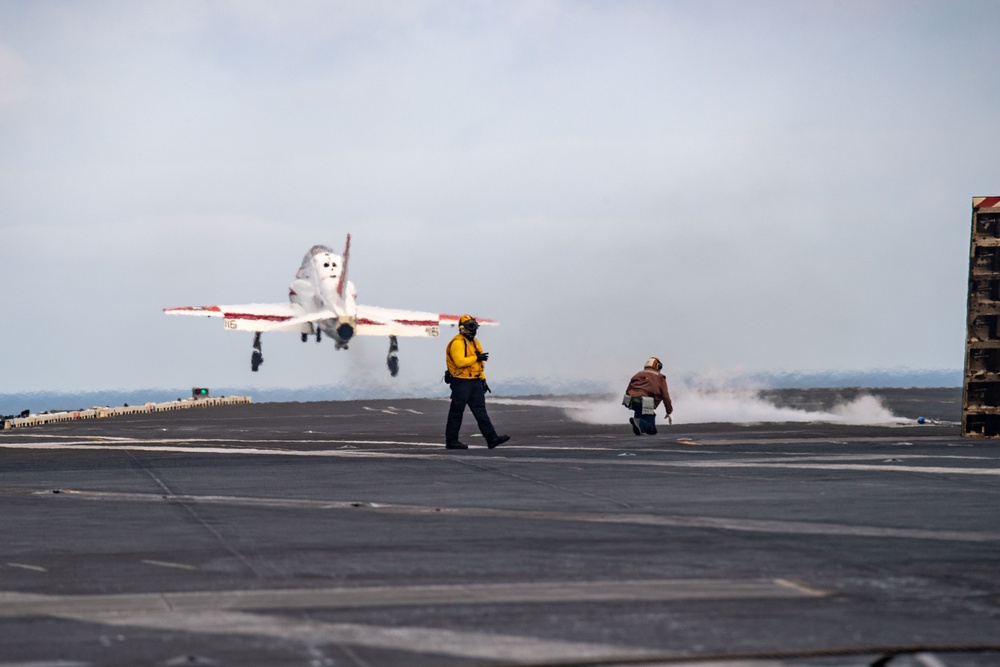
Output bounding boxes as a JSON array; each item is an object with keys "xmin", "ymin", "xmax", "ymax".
[{"xmin": 1, "ymin": 1, "xmax": 998, "ymax": 397}]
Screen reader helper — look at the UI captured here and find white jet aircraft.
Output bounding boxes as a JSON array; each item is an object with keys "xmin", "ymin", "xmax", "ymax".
[{"xmin": 164, "ymin": 235, "xmax": 496, "ymax": 375}]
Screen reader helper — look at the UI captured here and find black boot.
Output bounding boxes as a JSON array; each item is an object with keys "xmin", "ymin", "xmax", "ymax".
[{"xmin": 487, "ymin": 435, "xmax": 510, "ymax": 449}]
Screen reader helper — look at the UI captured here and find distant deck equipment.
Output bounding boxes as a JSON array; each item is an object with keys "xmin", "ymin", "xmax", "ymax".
[
  {"xmin": 963, "ymin": 196, "xmax": 1000, "ymax": 437},
  {"xmin": 2, "ymin": 395, "xmax": 251, "ymax": 430}
]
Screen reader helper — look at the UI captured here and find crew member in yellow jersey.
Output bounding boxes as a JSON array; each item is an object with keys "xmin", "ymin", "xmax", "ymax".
[{"xmin": 444, "ymin": 315, "xmax": 510, "ymax": 450}]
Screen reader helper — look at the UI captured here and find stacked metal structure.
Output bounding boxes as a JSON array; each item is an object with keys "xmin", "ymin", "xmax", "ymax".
[{"xmin": 963, "ymin": 196, "xmax": 1000, "ymax": 437}]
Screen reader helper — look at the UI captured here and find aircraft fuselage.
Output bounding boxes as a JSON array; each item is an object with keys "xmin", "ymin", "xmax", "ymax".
[{"xmin": 288, "ymin": 244, "xmax": 358, "ymax": 349}]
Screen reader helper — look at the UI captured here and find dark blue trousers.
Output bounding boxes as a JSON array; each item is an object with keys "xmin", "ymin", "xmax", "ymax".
[
  {"xmin": 446, "ymin": 378, "xmax": 498, "ymax": 444},
  {"xmin": 631, "ymin": 400, "xmax": 658, "ymax": 435}
]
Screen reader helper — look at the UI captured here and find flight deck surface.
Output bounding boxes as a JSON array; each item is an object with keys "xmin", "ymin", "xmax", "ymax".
[{"xmin": 0, "ymin": 390, "xmax": 997, "ymax": 667}]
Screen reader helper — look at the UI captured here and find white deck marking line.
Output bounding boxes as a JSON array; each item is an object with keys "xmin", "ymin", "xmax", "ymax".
[
  {"xmin": 913, "ymin": 652, "xmax": 950, "ymax": 667},
  {"xmin": 0, "ymin": 435, "xmax": 973, "ymax": 455},
  {"xmin": 4, "ymin": 432, "xmax": 991, "ymax": 457},
  {"xmin": 0, "ymin": 441, "xmax": 443, "ymax": 458},
  {"xmin": 0, "ymin": 433, "xmax": 985, "ymax": 457},
  {"xmin": 689, "ymin": 453, "xmax": 995, "ymax": 462},
  {"xmin": 141, "ymin": 560, "xmax": 197, "ymax": 571},
  {"xmin": 33, "ymin": 489, "xmax": 1000, "ymax": 543},
  {"xmin": 662, "ymin": 460, "xmax": 1000, "ymax": 475},
  {"xmin": 0, "ymin": 578, "xmax": 818, "ymax": 618},
  {"xmin": 3, "ymin": 440, "xmax": 998, "ymax": 477},
  {"xmin": 0, "ymin": 580, "xmax": 809, "ymax": 661},
  {"xmin": 67, "ymin": 609, "xmax": 656, "ymax": 663},
  {"xmin": 773, "ymin": 578, "xmax": 829, "ymax": 597},
  {"xmin": 362, "ymin": 407, "xmax": 400, "ymax": 414},
  {"xmin": 0, "ymin": 440, "xmax": 631, "ymax": 456},
  {"xmin": 0, "ymin": 432, "xmax": 139, "ymax": 441},
  {"xmin": 691, "ymin": 435, "xmax": 959, "ymax": 445},
  {"xmin": 4, "ymin": 562, "xmax": 48, "ymax": 572},
  {"xmin": 7, "ymin": 436, "xmax": 427, "ymax": 445},
  {"xmin": 0, "ymin": 438, "xmax": 638, "ymax": 453},
  {"xmin": 0, "ymin": 661, "xmax": 90, "ymax": 667}
]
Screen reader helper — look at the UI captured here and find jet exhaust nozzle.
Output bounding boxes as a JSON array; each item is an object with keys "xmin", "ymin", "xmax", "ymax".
[{"xmin": 336, "ymin": 323, "xmax": 355, "ymax": 341}]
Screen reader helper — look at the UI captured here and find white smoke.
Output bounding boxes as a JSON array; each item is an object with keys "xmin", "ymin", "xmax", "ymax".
[
  {"xmin": 494, "ymin": 382, "xmax": 906, "ymax": 426},
  {"xmin": 573, "ymin": 391, "xmax": 901, "ymax": 425}
]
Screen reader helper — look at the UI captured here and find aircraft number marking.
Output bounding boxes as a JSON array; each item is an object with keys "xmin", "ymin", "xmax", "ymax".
[
  {"xmin": 427, "ymin": 326, "xmax": 439, "ymax": 337},
  {"xmin": 224, "ymin": 319, "xmax": 238, "ymax": 330}
]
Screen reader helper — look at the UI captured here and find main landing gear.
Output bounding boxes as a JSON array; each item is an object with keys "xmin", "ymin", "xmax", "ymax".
[
  {"xmin": 257, "ymin": 331, "xmax": 400, "ymax": 376},
  {"xmin": 251, "ymin": 332, "xmax": 264, "ymax": 372},
  {"xmin": 387, "ymin": 335, "xmax": 399, "ymax": 377},
  {"xmin": 300, "ymin": 326, "xmax": 321, "ymax": 343}
]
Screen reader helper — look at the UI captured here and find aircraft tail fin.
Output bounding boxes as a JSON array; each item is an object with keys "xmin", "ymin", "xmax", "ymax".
[{"xmin": 336, "ymin": 233, "xmax": 351, "ymax": 298}]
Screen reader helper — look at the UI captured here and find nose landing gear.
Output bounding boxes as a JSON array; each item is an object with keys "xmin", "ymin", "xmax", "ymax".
[
  {"xmin": 251, "ymin": 332, "xmax": 264, "ymax": 372},
  {"xmin": 387, "ymin": 335, "xmax": 399, "ymax": 377}
]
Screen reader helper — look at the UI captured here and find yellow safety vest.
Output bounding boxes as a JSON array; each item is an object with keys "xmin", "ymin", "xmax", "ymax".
[{"xmin": 446, "ymin": 334, "xmax": 485, "ymax": 379}]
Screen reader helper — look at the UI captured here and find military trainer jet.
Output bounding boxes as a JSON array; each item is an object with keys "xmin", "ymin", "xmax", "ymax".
[{"xmin": 164, "ymin": 235, "xmax": 495, "ymax": 375}]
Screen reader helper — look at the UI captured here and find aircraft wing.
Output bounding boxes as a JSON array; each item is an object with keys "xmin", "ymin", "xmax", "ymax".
[
  {"xmin": 163, "ymin": 303, "xmax": 327, "ymax": 333},
  {"xmin": 356, "ymin": 305, "xmax": 498, "ymax": 338}
]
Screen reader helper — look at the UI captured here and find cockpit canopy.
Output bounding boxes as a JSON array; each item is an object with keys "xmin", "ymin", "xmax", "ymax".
[{"xmin": 300, "ymin": 245, "xmax": 341, "ymax": 280}]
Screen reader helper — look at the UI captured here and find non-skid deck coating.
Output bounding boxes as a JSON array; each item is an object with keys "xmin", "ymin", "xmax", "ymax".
[{"xmin": 0, "ymin": 390, "xmax": 997, "ymax": 667}]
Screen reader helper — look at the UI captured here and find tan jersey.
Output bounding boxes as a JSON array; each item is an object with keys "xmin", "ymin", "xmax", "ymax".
[{"xmin": 625, "ymin": 369, "xmax": 673, "ymax": 413}]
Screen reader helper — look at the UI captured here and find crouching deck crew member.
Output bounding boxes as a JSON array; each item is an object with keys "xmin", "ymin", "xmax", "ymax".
[{"xmin": 623, "ymin": 356, "xmax": 673, "ymax": 435}]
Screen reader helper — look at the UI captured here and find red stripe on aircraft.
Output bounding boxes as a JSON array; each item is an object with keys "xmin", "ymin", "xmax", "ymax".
[
  {"xmin": 223, "ymin": 312, "xmax": 293, "ymax": 322},
  {"xmin": 439, "ymin": 314, "xmax": 497, "ymax": 325},
  {"xmin": 165, "ymin": 306, "xmax": 222, "ymax": 313},
  {"xmin": 357, "ymin": 318, "xmax": 438, "ymax": 327},
  {"xmin": 394, "ymin": 319, "xmax": 438, "ymax": 326}
]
